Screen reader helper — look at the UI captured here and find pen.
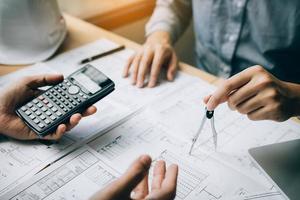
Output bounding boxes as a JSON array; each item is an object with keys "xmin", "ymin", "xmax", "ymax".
[{"xmin": 79, "ymin": 45, "xmax": 125, "ymax": 64}]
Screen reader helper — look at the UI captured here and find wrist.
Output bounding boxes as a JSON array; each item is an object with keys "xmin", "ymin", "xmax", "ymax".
[{"xmin": 146, "ymin": 31, "xmax": 172, "ymax": 45}]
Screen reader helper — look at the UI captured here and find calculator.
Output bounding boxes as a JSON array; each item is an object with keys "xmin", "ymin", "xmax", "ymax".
[{"xmin": 16, "ymin": 64, "xmax": 115, "ymax": 137}]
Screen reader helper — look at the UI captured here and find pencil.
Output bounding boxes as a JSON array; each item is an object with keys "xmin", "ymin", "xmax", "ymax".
[{"xmin": 79, "ymin": 45, "xmax": 125, "ymax": 64}]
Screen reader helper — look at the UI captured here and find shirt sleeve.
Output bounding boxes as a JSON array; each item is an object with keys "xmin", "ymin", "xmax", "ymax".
[{"xmin": 145, "ymin": 0, "xmax": 192, "ymax": 43}]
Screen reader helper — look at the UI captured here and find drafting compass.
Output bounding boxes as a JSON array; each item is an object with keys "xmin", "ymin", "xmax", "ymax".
[{"xmin": 188, "ymin": 107, "xmax": 218, "ymax": 155}]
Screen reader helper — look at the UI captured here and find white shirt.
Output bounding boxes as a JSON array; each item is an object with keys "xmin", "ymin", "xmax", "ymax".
[{"xmin": 0, "ymin": 0, "xmax": 66, "ymax": 65}]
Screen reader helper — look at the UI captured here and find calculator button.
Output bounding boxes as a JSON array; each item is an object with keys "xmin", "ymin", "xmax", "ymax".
[
  {"xmin": 37, "ymin": 103, "xmax": 43, "ymax": 108},
  {"xmin": 79, "ymin": 93, "xmax": 83, "ymax": 96},
  {"xmin": 56, "ymin": 111, "xmax": 62, "ymax": 116},
  {"xmin": 65, "ymin": 96, "xmax": 69, "ymax": 99},
  {"xmin": 59, "ymin": 104, "xmax": 64, "ymax": 108},
  {"xmin": 69, "ymin": 99, "xmax": 73, "ymax": 102},
  {"xmin": 83, "ymin": 95, "xmax": 88, "ymax": 99},
  {"xmin": 43, "ymin": 99, "xmax": 49, "ymax": 104},
  {"xmin": 33, "ymin": 99, "xmax": 38, "ymax": 104},
  {"xmin": 41, "ymin": 107, "xmax": 47, "ymax": 112},
  {"xmin": 63, "ymin": 108, "xmax": 68, "ymax": 112},
  {"xmin": 72, "ymin": 102, "xmax": 77, "ymax": 106},
  {"xmin": 35, "ymin": 110, "xmax": 42, "ymax": 116},
  {"xmin": 45, "ymin": 111, "xmax": 52, "ymax": 116},
  {"xmin": 33, "ymin": 119, "xmax": 40, "ymax": 124},
  {"xmin": 48, "ymin": 103, "xmax": 53, "ymax": 108},
  {"xmin": 38, "ymin": 123, "xmax": 45, "ymax": 128},
  {"xmin": 76, "ymin": 99, "xmax": 81, "ymax": 103},
  {"xmin": 62, "ymin": 86, "xmax": 66, "ymax": 90},
  {"xmin": 29, "ymin": 114, "xmax": 35, "ymax": 120},
  {"xmin": 68, "ymin": 85, "xmax": 80, "ymax": 95},
  {"xmin": 21, "ymin": 106, "xmax": 27, "ymax": 111},
  {"xmin": 58, "ymin": 89, "xmax": 62, "ymax": 93},
  {"xmin": 40, "ymin": 115, "xmax": 46, "ymax": 120},
  {"xmin": 68, "ymin": 105, "xmax": 73, "ymax": 109},
  {"xmin": 44, "ymin": 119, "xmax": 50, "ymax": 124},
  {"xmin": 59, "ymin": 83, "xmax": 63, "ymax": 87},
  {"xmin": 31, "ymin": 107, "xmax": 37, "ymax": 112},
  {"xmin": 38, "ymin": 95, "xmax": 44, "ymax": 100},
  {"xmin": 66, "ymin": 82, "xmax": 71, "ymax": 86},
  {"xmin": 45, "ymin": 92, "xmax": 50, "ymax": 96},
  {"xmin": 25, "ymin": 110, "xmax": 31, "ymax": 115},
  {"xmin": 51, "ymin": 107, "xmax": 58, "ymax": 112},
  {"xmin": 27, "ymin": 103, "xmax": 33, "ymax": 108},
  {"xmin": 50, "ymin": 115, "xmax": 57, "ymax": 120}
]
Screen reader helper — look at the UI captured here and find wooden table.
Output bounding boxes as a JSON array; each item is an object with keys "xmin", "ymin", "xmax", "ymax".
[
  {"xmin": 59, "ymin": 0, "xmax": 156, "ymax": 30},
  {"xmin": 0, "ymin": 14, "xmax": 217, "ymax": 84},
  {"xmin": 0, "ymin": 14, "xmax": 298, "ymax": 123}
]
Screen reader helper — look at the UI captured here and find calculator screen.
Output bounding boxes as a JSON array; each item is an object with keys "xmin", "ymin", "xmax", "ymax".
[{"xmin": 73, "ymin": 67, "xmax": 106, "ymax": 94}]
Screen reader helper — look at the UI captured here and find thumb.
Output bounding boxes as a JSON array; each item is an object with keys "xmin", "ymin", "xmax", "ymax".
[
  {"xmin": 91, "ymin": 155, "xmax": 152, "ymax": 200},
  {"xmin": 25, "ymin": 74, "xmax": 64, "ymax": 89}
]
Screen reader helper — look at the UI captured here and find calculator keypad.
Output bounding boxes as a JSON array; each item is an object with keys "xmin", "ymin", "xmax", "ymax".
[{"xmin": 17, "ymin": 79, "xmax": 90, "ymax": 133}]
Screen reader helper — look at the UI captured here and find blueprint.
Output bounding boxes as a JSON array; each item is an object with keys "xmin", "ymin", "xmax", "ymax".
[{"xmin": 0, "ymin": 38, "xmax": 299, "ymax": 199}]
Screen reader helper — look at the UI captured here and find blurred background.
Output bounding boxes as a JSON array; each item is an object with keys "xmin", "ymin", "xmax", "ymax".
[{"xmin": 58, "ymin": 0, "xmax": 196, "ymax": 66}]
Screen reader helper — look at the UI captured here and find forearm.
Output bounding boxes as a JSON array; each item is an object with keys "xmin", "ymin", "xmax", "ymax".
[{"xmin": 145, "ymin": 0, "xmax": 192, "ymax": 44}]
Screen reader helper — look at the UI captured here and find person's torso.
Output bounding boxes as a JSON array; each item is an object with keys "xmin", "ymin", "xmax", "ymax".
[
  {"xmin": 192, "ymin": 0, "xmax": 300, "ymax": 83},
  {"xmin": 0, "ymin": 0, "xmax": 66, "ymax": 65}
]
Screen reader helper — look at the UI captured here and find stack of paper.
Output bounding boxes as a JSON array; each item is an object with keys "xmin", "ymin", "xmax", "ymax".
[{"xmin": 0, "ymin": 39, "xmax": 299, "ymax": 200}]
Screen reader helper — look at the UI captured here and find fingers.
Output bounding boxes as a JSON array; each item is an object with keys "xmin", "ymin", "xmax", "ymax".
[
  {"xmin": 203, "ymin": 95, "xmax": 212, "ymax": 104},
  {"xmin": 65, "ymin": 114, "xmax": 82, "ymax": 131},
  {"xmin": 162, "ymin": 164, "xmax": 178, "ymax": 194},
  {"xmin": 206, "ymin": 68, "xmax": 254, "ymax": 111},
  {"xmin": 43, "ymin": 124, "xmax": 67, "ymax": 140},
  {"xmin": 137, "ymin": 48, "xmax": 154, "ymax": 88},
  {"xmin": 247, "ymin": 106, "xmax": 269, "ymax": 121},
  {"xmin": 118, "ymin": 155, "xmax": 152, "ymax": 190},
  {"xmin": 124, "ymin": 42, "xmax": 176, "ymax": 88},
  {"xmin": 105, "ymin": 155, "xmax": 151, "ymax": 199},
  {"xmin": 148, "ymin": 48, "xmax": 166, "ymax": 87},
  {"xmin": 24, "ymin": 74, "xmax": 64, "ymax": 89},
  {"xmin": 166, "ymin": 53, "xmax": 178, "ymax": 82},
  {"xmin": 82, "ymin": 106, "xmax": 97, "ymax": 117},
  {"xmin": 131, "ymin": 52, "xmax": 143, "ymax": 85},
  {"xmin": 146, "ymin": 163, "xmax": 178, "ymax": 200},
  {"xmin": 123, "ymin": 54, "xmax": 135, "ymax": 78},
  {"xmin": 227, "ymin": 80, "xmax": 259, "ymax": 110},
  {"xmin": 36, "ymin": 107, "xmax": 95, "ymax": 141},
  {"xmin": 151, "ymin": 160, "xmax": 166, "ymax": 190},
  {"xmin": 89, "ymin": 155, "xmax": 151, "ymax": 200},
  {"xmin": 131, "ymin": 172, "xmax": 149, "ymax": 199},
  {"xmin": 235, "ymin": 94, "xmax": 263, "ymax": 115}
]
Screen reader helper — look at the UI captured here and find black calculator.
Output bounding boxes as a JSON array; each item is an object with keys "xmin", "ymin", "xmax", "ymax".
[{"xmin": 16, "ymin": 64, "xmax": 115, "ymax": 137}]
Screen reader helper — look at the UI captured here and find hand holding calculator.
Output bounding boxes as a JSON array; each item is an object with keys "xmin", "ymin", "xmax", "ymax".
[{"xmin": 15, "ymin": 64, "xmax": 115, "ymax": 137}]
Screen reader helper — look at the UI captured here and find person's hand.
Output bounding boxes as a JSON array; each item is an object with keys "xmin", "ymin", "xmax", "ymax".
[
  {"xmin": 204, "ymin": 66, "xmax": 300, "ymax": 121},
  {"xmin": 123, "ymin": 31, "xmax": 178, "ymax": 88},
  {"xmin": 90, "ymin": 155, "xmax": 178, "ymax": 200},
  {"xmin": 0, "ymin": 74, "xmax": 97, "ymax": 140}
]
